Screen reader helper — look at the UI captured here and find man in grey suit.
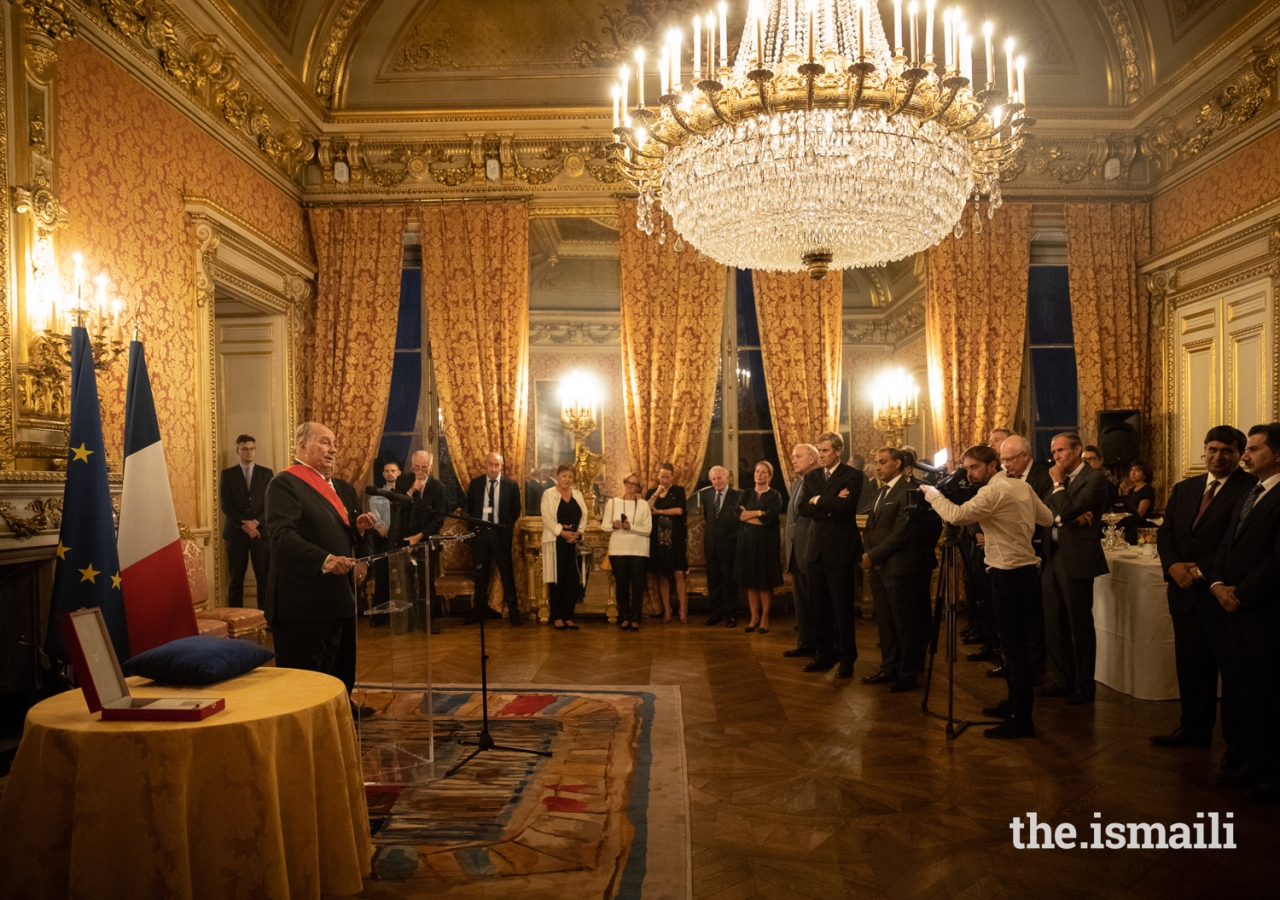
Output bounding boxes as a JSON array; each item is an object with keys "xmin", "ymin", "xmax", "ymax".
[
  {"xmin": 1039, "ymin": 431, "xmax": 1110, "ymax": 704},
  {"xmin": 783, "ymin": 443, "xmax": 820, "ymax": 658}
]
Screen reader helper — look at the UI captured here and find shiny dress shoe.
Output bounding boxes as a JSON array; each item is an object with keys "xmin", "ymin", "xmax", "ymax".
[
  {"xmin": 888, "ymin": 675, "xmax": 918, "ymax": 693},
  {"xmin": 725, "ymin": 617, "xmax": 737, "ymax": 628},
  {"xmin": 1036, "ymin": 683, "xmax": 1070, "ymax": 697},
  {"xmin": 1150, "ymin": 728, "xmax": 1211, "ymax": 748},
  {"xmin": 967, "ymin": 648, "xmax": 1000, "ymax": 663},
  {"xmin": 783, "ymin": 647, "xmax": 815, "ymax": 658},
  {"xmin": 803, "ymin": 658, "xmax": 837, "ymax": 673},
  {"xmin": 860, "ymin": 670, "xmax": 897, "ymax": 685},
  {"xmin": 835, "ymin": 661, "xmax": 854, "ymax": 679},
  {"xmin": 985, "ymin": 665, "xmax": 1007, "ymax": 679},
  {"xmin": 1065, "ymin": 692, "xmax": 1095, "ymax": 705},
  {"xmin": 705, "ymin": 615, "xmax": 724, "ymax": 627},
  {"xmin": 983, "ymin": 700, "xmax": 1013, "ymax": 718},
  {"xmin": 984, "ymin": 718, "xmax": 1035, "ymax": 739},
  {"xmin": 430, "ymin": 620, "xmax": 441, "ymax": 635}
]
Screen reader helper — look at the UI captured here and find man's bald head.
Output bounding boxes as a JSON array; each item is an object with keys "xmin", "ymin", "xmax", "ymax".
[
  {"xmin": 998, "ymin": 434, "xmax": 1032, "ymax": 478},
  {"xmin": 484, "ymin": 452, "xmax": 504, "ymax": 479}
]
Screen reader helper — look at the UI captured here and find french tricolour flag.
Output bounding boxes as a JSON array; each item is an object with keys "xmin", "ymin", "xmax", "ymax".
[{"xmin": 118, "ymin": 340, "xmax": 197, "ymax": 653}]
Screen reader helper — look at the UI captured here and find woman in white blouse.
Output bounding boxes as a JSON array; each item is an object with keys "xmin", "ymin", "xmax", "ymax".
[
  {"xmin": 540, "ymin": 464, "xmax": 589, "ymax": 630},
  {"xmin": 602, "ymin": 474, "xmax": 653, "ymax": 631}
]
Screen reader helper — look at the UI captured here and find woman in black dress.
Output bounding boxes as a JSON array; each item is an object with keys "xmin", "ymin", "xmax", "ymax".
[
  {"xmin": 646, "ymin": 462, "xmax": 689, "ymax": 623},
  {"xmin": 1118, "ymin": 459, "xmax": 1157, "ymax": 543},
  {"xmin": 539, "ymin": 464, "xmax": 588, "ymax": 630},
  {"xmin": 735, "ymin": 460, "xmax": 784, "ymax": 634}
]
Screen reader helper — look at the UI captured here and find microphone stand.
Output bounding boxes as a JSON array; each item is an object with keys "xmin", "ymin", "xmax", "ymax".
[{"xmin": 442, "ymin": 511, "xmax": 552, "ymax": 777}]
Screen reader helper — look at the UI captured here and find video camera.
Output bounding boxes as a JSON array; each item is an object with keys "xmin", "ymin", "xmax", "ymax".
[{"xmin": 908, "ymin": 449, "xmax": 980, "ymax": 506}]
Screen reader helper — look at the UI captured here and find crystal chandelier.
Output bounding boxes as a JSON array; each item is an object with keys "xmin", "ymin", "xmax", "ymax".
[{"xmin": 608, "ymin": 0, "xmax": 1033, "ymax": 279}]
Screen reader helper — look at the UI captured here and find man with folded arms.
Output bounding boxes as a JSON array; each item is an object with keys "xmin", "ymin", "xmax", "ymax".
[
  {"xmin": 1152, "ymin": 426, "xmax": 1254, "ymax": 756},
  {"xmin": 923, "ymin": 445, "xmax": 1054, "ymax": 739}
]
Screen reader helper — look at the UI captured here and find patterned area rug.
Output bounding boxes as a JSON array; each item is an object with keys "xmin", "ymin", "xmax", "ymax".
[{"xmin": 352, "ymin": 684, "xmax": 690, "ymax": 900}]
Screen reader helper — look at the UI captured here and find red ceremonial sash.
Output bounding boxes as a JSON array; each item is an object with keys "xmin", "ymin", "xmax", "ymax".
[{"xmin": 284, "ymin": 464, "xmax": 350, "ymax": 526}]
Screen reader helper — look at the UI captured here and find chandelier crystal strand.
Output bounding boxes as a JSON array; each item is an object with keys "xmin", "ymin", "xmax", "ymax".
[{"xmin": 608, "ymin": 0, "xmax": 1033, "ymax": 278}]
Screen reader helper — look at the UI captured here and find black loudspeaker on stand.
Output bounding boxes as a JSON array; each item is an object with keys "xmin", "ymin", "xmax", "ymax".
[
  {"xmin": 1098, "ymin": 409, "xmax": 1141, "ymax": 466},
  {"xmin": 920, "ymin": 526, "xmax": 1000, "ymax": 739}
]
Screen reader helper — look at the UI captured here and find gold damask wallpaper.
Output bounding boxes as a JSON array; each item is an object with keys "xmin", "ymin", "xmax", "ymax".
[
  {"xmin": 1151, "ymin": 125, "xmax": 1280, "ymax": 254},
  {"xmin": 56, "ymin": 39, "xmax": 311, "ymax": 524}
]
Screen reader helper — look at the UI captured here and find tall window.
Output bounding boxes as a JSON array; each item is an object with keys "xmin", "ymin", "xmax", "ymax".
[
  {"xmin": 376, "ymin": 264, "xmax": 423, "ymax": 475},
  {"xmin": 1027, "ymin": 266, "xmax": 1078, "ymax": 461}
]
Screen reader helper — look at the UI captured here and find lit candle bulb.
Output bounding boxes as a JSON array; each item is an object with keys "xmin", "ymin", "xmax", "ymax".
[
  {"xmin": 73, "ymin": 252, "xmax": 84, "ymax": 305},
  {"xmin": 693, "ymin": 15, "xmax": 701, "ymax": 80},
  {"xmin": 635, "ymin": 46, "xmax": 645, "ymax": 107},
  {"xmin": 1017, "ymin": 55, "xmax": 1027, "ymax": 108},
  {"xmin": 659, "ymin": 45, "xmax": 669, "ymax": 96},
  {"xmin": 670, "ymin": 29, "xmax": 681, "ymax": 91},
  {"xmin": 893, "ymin": 0, "xmax": 903, "ymax": 54},
  {"xmin": 612, "ymin": 84, "xmax": 620, "ymax": 129},
  {"xmin": 908, "ymin": 1, "xmax": 918, "ymax": 64},
  {"xmin": 962, "ymin": 32, "xmax": 973, "ymax": 83},
  {"xmin": 943, "ymin": 7, "xmax": 953, "ymax": 70},
  {"xmin": 719, "ymin": 1, "xmax": 728, "ymax": 68},
  {"xmin": 1004, "ymin": 36, "xmax": 1015, "ymax": 97},
  {"xmin": 620, "ymin": 64, "xmax": 629, "ymax": 116},
  {"xmin": 706, "ymin": 12, "xmax": 716, "ymax": 77},
  {"xmin": 982, "ymin": 21, "xmax": 994, "ymax": 87},
  {"xmin": 925, "ymin": 0, "xmax": 935, "ymax": 61}
]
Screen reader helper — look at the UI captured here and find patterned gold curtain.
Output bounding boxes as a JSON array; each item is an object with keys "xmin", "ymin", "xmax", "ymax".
[
  {"xmin": 419, "ymin": 202, "xmax": 530, "ymax": 492},
  {"xmin": 304, "ymin": 206, "xmax": 407, "ymax": 485},
  {"xmin": 752, "ymin": 270, "xmax": 843, "ymax": 482},
  {"xmin": 1065, "ymin": 202, "xmax": 1151, "ymax": 447},
  {"xmin": 925, "ymin": 203, "xmax": 1032, "ymax": 458},
  {"xmin": 619, "ymin": 200, "xmax": 727, "ymax": 490}
]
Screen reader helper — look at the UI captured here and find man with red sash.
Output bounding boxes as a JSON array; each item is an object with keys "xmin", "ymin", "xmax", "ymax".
[{"xmin": 265, "ymin": 422, "xmax": 375, "ymax": 711}]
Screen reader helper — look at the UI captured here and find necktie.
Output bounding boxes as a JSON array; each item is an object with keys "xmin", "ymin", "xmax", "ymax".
[
  {"xmin": 487, "ymin": 479, "xmax": 496, "ymax": 523},
  {"xmin": 1192, "ymin": 480, "xmax": 1219, "ymax": 528},
  {"xmin": 873, "ymin": 484, "xmax": 889, "ymax": 513},
  {"xmin": 1235, "ymin": 484, "xmax": 1264, "ymax": 538},
  {"xmin": 824, "ymin": 467, "xmax": 831, "ymax": 482},
  {"xmin": 244, "ymin": 466, "xmax": 252, "ymax": 491},
  {"xmin": 715, "ymin": 490, "xmax": 723, "ymax": 516}
]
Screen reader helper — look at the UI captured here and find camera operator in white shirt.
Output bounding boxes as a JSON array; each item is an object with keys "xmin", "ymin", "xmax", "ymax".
[{"xmin": 921, "ymin": 444, "xmax": 1054, "ymax": 740}]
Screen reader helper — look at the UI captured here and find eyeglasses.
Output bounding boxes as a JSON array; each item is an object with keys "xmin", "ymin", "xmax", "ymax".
[{"xmin": 624, "ymin": 480, "xmax": 641, "ymax": 488}]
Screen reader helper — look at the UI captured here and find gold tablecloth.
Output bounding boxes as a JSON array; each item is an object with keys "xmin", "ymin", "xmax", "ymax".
[{"xmin": 0, "ymin": 667, "xmax": 370, "ymax": 900}]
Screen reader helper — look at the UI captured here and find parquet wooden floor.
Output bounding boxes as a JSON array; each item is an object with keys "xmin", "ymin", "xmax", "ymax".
[{"xmin": 355, "ymin": 613, "xmax": 1279, "ymax": 900}]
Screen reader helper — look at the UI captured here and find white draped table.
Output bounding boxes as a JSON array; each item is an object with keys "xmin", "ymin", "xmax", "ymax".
[{"xmin": 1093, "ymin": 549, "xmax": 1179, "ymax": 701}]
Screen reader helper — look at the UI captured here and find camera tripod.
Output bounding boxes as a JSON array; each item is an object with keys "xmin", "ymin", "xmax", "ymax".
[{"xmin": 920, "ymin": 526, "xmax": 1001, "ymax": 739}]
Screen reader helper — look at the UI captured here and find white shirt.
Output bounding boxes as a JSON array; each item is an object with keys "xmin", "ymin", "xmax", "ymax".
[
  {"xmin": 601, "ymin": 497, "xmax": 653, "ymax": 557},
  {"xmin": 874, "ymin": 474, "xmax": 901, "ymax": 511},
  {"xmin": 482, "ymin": 477, "xmax": 501, "ymax": 523},
  {"xmin": 1255, "ymin": 472, "xmax": 1280, "ymax": 501},
  {"xmin": 925, "ymin": 472, "xmax": 1054, "ymax": 571},
  {"xmin": 241, "ymin": 462, "xmax": 254, "ymax": 486}
]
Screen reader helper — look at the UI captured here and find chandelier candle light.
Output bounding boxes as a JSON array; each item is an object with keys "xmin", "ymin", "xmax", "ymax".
[
  {"xmin": 608, "ymin": 0, "xmax": 1033, "ymax": 279},
  {"xmin": 559, "ymin": 373, "xmax": 607, "ymax": 512},
  {"xmin": 871, "ymin": 367, "xmax": 920, "ymax": 448}
]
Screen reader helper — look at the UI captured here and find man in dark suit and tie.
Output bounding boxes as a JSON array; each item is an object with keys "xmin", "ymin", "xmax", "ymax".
[
  {"xmin": 703, "ymin": 465, "xmax": 742, "ymax": 627},
  {"xmin": 1039, "ymin": 431, "xmax": 1110, "ymax": 704},
  {"xmin": 1208, "ymin": 422, "xmax": 1280, "ymax": 801},
  {"xmin": 265, "ymin": 422, "xmax": 375, "ymax": 711},
  {"xmin": 465, "ymin": 452, "xmax": 524, "ymax": 625},
  {"xmin": 219, "ymin": 434, "xmax": 274, "ymax": 612},
  {"xmin": 798, "ymin": 431, "xmax": 864, "ymax": 678},
  {"xmin": 784, "ymin": 443, "xmax": 820, "ymax": 657},
  {"xmin": 394, "ymin": 450, "xmax": 448, "ymax": 632},
  {"xmin": 862, "ymin": 446, "xmax": 942, "ymax": 692},
  {"xmin": 1152, "ymin": 425, "xmax": 1255, "ymax": 755}
]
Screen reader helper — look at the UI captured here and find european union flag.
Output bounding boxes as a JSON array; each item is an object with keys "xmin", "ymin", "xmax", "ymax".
[{"xmin": 46, "ymin": 326, "xmax": 130, "ymax": 664}]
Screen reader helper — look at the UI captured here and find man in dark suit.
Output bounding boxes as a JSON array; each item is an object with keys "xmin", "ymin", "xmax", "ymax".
[
  {"xmin": 702, "ymin": 465, "xmax": 742, "ymax": 627},
  {"xmin": 797, "ymin": 431, "xmax": 864, "ymax": 678},
  {"xmin": 465, "ymin": 452, "xmax": 523, "ymax": 625},
  {"xmin": 394, "ymin": 450, "xmax": 449, "ymax": 632},
  {"xmin": 1152, "ymin": 425, "xmax": 1255, "ymax": 755},
  {"xmin": 1208, "ymin": 423, "xmax": 1280, "ymax": 801},
  {"xmin": 784, "ymin": 443, "xmax": 820, "ymax": 657},
  {"xmin": 218, "ymin": 434, "xmax": 274, "ymax": 611},
  {"xmin": 264, "ymin": 422, "xmax": 374, "ymax": 711},
  {"xmin": 1039, "ymin": 431, "xmax": 1110, "ymax": 704},
  {"xmin": 861, "ymin": 446, "xmax": 941, "ymax": 692}
]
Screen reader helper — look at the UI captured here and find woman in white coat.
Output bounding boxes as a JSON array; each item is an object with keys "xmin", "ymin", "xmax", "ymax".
[
  {"xmin": 541, "ymin": 464, "xmax": 589, "ymax": 630},
  {"xmin": 601, "ymin": 473, "xmax": 653, "ymax": 631}
]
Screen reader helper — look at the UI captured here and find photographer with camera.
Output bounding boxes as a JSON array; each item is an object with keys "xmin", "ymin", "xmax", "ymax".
[{"xmin": 922, "ymin": 445, "xmax": 1054, "ymax": 739}]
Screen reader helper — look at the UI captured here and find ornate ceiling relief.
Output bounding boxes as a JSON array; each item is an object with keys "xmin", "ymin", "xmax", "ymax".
[
  {"xmin": 1099, "ymin": 0, "xmax": 1146, "ymax": 104},
  {"xmin": 253, "ymin": 0, "xmax": 302, "ymax": 36},
  {"xmin": 310, "ymin": 0, "xmax": 370, "ymax": 105}
]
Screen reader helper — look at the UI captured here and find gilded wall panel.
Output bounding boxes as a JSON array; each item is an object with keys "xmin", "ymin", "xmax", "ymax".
[{"xmin": 55, "ymin": 39, "xmax": 309, "ymax": 524}]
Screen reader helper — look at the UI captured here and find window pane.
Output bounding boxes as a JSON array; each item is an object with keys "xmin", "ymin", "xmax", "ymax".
[
  {"xmin": 736, "ymin": 350, "xmax": 771, "ymax": 430},
  {"xmin": 1028, "ymin": 266, "xmax": 1072, "ymax": 345},
  {"xmin": 737, "ymin": 432, "xmax": 788, "ymax": 494},
  {"xmin": 376, "ymin": 435, "xmax": 413, "ymax": 472},
  {"xmin": 397, "ymin": 268, "xmax": 422, "ymax": 350},
  {"xmin": 1031, "ymin": 347, "xmax": 1078, "ymax": 429},
  {"xmin": 1033, "ymin": 430, "xmax": 1057, "ymax": 465},
  {"xmin": 736, "ymin": 268, "xmax": 760, "ymax": 346},
  {"xmin": 436, "ymin": 433, "xmax": 468, "ymax": 514},
  {"xmin": 383, "ymin": 352, "xmax": 422, "ymax": 433},
  {"xmin": 699, "ymin": 429, "xmax": 722, "ymax": 490}
]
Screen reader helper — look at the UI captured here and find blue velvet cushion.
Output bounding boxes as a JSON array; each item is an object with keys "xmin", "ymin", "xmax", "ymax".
[{"xmin": 123, "ymin": 635, "xmax": 274, "ymax": 686}]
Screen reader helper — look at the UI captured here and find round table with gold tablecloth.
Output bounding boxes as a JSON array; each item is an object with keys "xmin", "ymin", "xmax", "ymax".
[
  {"xmin": 1093, "ymin": 549, "xmax": 1178, "ymax": 701},
  {"xmin": 0, "ymin": 667, "xmax": 370, "ymax": 900}
]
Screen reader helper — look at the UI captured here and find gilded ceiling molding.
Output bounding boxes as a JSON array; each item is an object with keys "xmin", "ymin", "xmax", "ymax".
[
  {"xmin": 1141, "ymin": 37, "xmax": 1280, "ymax": 179},
  {"xmin": 66, "ymin": 0, "xmax": 315, "ymax": 182},
  {"xmin": 1097, "ymin": 0, "xmax": 1147, "ymax": 105},
  {"xmin": 0, "ymin": 11, "xmax": 14, "ymax": 471},
  {"xmin": 9, "ymin": 0, "xmax": 77, "ymax": 44},
  {"xmin": 309, "ymin": 0, "xmax": 376, "ymax": 108}
]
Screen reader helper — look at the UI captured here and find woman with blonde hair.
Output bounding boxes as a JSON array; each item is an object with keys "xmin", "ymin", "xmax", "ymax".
[
  {"xmin": 602, "ymin": 473, "xmax": 653, "ymax": 631},
  {"xmin": 540, "ymin": 464, "xmax": 588, "ymax": 630},
  {"xmin": 735, "ymin": 460, "xmax": 784, "ymax": 633}
]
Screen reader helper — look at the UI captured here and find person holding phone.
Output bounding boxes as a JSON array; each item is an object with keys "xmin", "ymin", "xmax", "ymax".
[{"xmin": 603, "ymin": 474, "xmax": 653, "ymax": 631}]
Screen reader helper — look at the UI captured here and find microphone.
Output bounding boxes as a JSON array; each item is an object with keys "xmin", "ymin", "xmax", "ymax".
[{"xmin": 364, "ymin": 485, "xmax": 415, "ymax": 505}]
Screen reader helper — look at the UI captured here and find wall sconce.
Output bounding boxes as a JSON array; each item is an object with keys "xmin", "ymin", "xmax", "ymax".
[{"xmin": 871, "ymin": 367, "xmax": 920, "ymax": 448}]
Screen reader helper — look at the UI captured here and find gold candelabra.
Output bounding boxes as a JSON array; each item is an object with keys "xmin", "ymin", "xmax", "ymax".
[
  {"xmin": 560, "ymin": 373, "xmax": 606, "ymax": 511},
  {"xmin": 871, "ymin": 367, "xmax": 920, "ymax": 448}
]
